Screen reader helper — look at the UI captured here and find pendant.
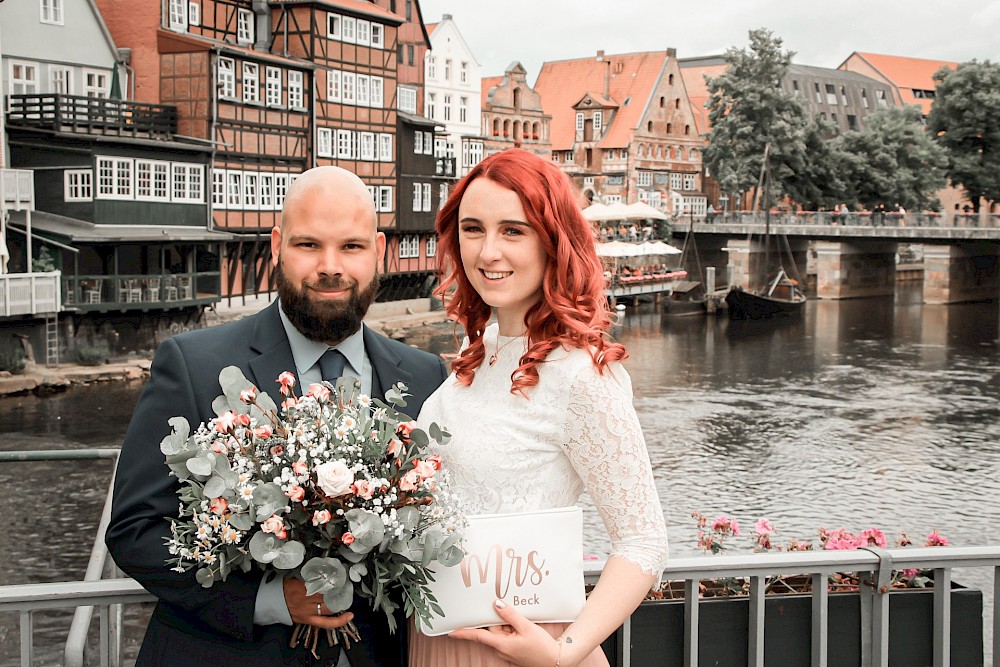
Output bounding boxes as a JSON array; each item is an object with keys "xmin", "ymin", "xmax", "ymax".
[{"xmin": 489, "ymin": 354, "xmax": 498, "ymax": 366}]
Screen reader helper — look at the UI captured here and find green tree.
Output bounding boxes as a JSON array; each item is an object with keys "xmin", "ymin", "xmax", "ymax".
[
  {"xmin": 833, "ymin": 106, "xmax": 948, "ymax": 210},
  {"xmin": 928, "ymin": 60, "xmax": 1000, "ymax": 212},
  {"xmin": 703, "ymin": 29, "xmax": 815, "ymax": 207}
]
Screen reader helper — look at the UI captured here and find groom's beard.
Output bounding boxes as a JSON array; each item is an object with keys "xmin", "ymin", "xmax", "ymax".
[{"xmin": 275, "ymin": 259, "xmax": 380, "ymax": 345}]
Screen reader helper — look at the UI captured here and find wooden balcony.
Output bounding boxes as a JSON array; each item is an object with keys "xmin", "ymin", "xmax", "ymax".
[
  {"xmin": 6, "ymin": 94, "xmax": 178, "ymax": 140},
  {"xmin": 1, "ymin": 168, "xmax": 34, "ymax": 211},
  {"xmin": 0, "ymin": 271, "xmax": 61, "ymax": 317},
  {"xmin": 62, "ymin": 272, "xmax": 220, "ymax": 312}
]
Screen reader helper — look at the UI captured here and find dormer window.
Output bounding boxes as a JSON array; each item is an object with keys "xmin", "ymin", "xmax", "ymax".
[
  {"xmin": 575, "ymin": 113, "xmax": 584, "ymax": 132},
  {"xmin": 237, "ymin": 8, "xmax": 254, "ymax": 45},
  {"xmin": 593, "ymin": 112, "xmax": 603, "ymax": 133}
]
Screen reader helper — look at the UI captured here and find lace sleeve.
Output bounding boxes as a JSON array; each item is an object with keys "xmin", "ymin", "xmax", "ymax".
[{"xmin": 562, "ymin": 363, "xmax": 669, "ymax": 577}]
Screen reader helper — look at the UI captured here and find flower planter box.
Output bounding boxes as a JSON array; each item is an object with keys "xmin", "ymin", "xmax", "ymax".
[{"xmin": 600, "ymin": 585, "xmax": 983, "ymax": 666}]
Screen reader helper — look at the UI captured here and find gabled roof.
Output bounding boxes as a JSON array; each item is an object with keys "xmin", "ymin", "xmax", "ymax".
[
  {"xmin": 481, "ymin": 75, "xmax": 504, "ymax": 108},
  {"xmin": 678, "ymin": 56, "xmax": 728, "ymax": 135},
  {"xmin": 535, "ymin": 50, "xmax": 670, "ymax": 150},
  {"xmin": 274, "ymin": 0, "xmax": 404, "ymax": 23},
  {"xmin": 840, "ymin": 51, "xmax": 957, "ymax": 114}
]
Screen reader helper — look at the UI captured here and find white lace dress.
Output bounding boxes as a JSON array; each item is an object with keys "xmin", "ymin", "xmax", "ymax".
[{"xmin": 409, "ymin": 324, "xmax": 669, "ymax": 667}]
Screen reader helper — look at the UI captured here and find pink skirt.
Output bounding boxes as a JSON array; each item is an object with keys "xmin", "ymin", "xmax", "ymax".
[{"xmin": 409, "ymin": 622, "xmax": 611, "ymax": 667}]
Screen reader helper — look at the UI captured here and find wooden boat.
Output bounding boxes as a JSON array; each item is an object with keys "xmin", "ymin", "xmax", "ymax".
[{"xmin": 725, "ymin": 268, "xmax": 805, "ymax": 320}]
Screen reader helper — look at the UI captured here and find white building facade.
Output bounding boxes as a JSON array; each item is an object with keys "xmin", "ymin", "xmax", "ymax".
[{"xmin": 425, "ymin": 14, "xmax": 483, "ymax": 176}]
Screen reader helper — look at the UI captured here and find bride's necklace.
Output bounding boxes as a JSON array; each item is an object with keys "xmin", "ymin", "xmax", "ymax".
[{"xmin": 489, "ymin": 334, "xmax": 524, "ymax": 366}]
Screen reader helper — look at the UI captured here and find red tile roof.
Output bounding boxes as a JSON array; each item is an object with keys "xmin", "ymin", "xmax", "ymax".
[
  {"xmin": 535, "ymin": 51, "xmax": 670, "ymax": 151},
  {"xmin": 678, "ymin": 58, "xmax": 728, "ymax": 134},
  {"xmin": 842, "ymin": 52, "xmax": 957, "ymax": 114},
  {"xmin": 311, "ymin": 0, "xmax": 404, "ymax": 22},
  {"xmin": 481, "ymin": 75, "xmax": 504, "ymax": 108}
]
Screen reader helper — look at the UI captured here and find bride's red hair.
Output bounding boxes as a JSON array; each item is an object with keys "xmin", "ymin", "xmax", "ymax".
[{"xmin": 434, "ymin": 148, "xmax": 626, "ymax": 394}]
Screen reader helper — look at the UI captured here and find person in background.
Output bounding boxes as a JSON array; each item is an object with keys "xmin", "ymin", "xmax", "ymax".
[{"xmin": 409, "ymin": 149, "xmax": 668, "ymax": 667}]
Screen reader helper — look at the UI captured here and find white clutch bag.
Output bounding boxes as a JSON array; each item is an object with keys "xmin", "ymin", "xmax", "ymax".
[{"xmin": 421, "ymin": 506, "xmax": 587, "ymax": 636}]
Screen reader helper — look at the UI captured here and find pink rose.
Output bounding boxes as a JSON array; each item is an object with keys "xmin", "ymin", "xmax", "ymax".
[
  {"xmin": 426, "ymin": 454, "xmax": 443, "ymax": 471},
  {"xmin": 277, "ymin": 371, "xmax": 296, "ymax": 396},
  {"xmin": 261, "ymin": 515, "xmax": 287, "ymax": 540},
  {"xmin": 307, "ymin": 383, "xmax": 331, "ymax": 402},
  {"xmin": 214, "ymin": 411, "xmax": 239, "ymax": 433},
  {"xmin": 341, "ymin": 532, "xmax": 356, "ymax": 546},
  {"xmin": 413, "ymin": 459, "xmax": 437, "ymax": 480},
  {"xmin": 352, "ymin": 479, "xmax": 376, "ymax": 500},
  {"xmin": 292, "ymin": 461, "xmax": 308, "ymax": 476},
  {"xmin": 281, "ymin": 397, "xmax": 297, "ymax": 410},
  {"xmin": 253, "ymin": 425, "xmax": 273, "ymax": 439},
  {"xmin": 285, "ymin": 485, "xmax": 305, "ymax": 502},
  {"xmin": 397, "ymin": 421, "xmax": 416, "ymax": 442},
  {"xmin": 387, "ymin": 439, "xmax": 405, "ymax": 458},
  {"xmin": 209, "ymin": 497, "xmax": 229, "ymax": 515},
  {"xmin": 399, "ymin": 470, "xmax": 419, "ymax": 492},
  {"xmin": 312, "ymin": 509, "xmax": 332, "ymax": 526},
  {"xmin": 270, "ymin": 444, "xmax": 284, "ymax": 457},
  {"xmin": 315, "ymin": 460, "xmax": 354, "ymax": 497},
  {"xmin": 240, "ymin": 387, "xmax": 257, "ymax": 404}
]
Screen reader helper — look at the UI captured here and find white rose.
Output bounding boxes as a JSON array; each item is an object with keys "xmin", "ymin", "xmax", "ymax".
[{"xmin": 315, "ymin": 460, "xmax": 354, "ymax": 497}]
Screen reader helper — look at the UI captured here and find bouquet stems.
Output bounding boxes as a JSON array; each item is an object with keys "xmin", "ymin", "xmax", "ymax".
[{"xmin": 290, "ymin": 620, "xmax": 362, "ymax": 659}]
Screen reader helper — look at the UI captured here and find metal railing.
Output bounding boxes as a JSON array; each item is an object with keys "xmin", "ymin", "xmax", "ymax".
[{"xmin": 0, "ymin": 271, "xmax": 62, "ymax": 317}]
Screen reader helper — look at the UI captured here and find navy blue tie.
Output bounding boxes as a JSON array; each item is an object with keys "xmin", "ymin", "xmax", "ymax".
[{"xmin": 319, "ymin": 348, "xmax": 346, "ymax": 382}]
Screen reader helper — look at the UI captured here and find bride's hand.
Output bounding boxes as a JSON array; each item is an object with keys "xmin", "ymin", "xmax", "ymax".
[{"xmin": 448, "ymin": 600, "xmax": 562, "ymax": 667}]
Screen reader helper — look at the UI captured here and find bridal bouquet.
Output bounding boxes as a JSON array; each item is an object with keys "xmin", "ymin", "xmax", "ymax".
[{"xmin": 161, "ymin": 366, "xmax": 465, "ymax": 654}]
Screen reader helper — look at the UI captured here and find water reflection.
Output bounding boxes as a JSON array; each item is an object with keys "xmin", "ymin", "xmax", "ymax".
[{"xmin": 1, "ymin": 289, "xmax": 998, "ymax": 664}]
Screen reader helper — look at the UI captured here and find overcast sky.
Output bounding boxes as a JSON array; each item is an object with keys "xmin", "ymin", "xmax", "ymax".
[{"xmin": 418, "ymin": 0, "xmax": 1000, "ymax": 81}]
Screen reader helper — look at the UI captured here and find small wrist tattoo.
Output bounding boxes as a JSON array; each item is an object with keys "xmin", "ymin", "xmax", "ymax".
[{"xmin": 564, "ymin": 636, "xmax": 574, "ymax": 644}]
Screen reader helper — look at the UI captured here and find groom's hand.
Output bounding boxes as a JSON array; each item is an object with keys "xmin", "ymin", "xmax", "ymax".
[
  {"xmin": 449, "ymin": 599, "xmax": 561, "ymax": 667},
  {"xmin": 283, "ymin": 576, "xmax": 356, "ymax": 630}
]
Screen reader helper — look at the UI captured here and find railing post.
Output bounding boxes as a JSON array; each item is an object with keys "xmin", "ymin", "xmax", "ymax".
[
  {"xmin": 860, "ymin": 547, "xmax": 891, "ymax": 667},
  {"xmin": 931, "ymin": 567, "xmax": 951, "ymax": 667},
  {"xmin": 683, "ymin": 578, "xmax": 699, "ymax": 667},
  {"xmin": 810, "ymin": 572, "xmax": 828, "ymax": 667},
  {"xmin": 19, "ymin": 610, "xmax": 33, "ymax": 667},
  {"xmin": 748, "ymin": 575, "xmax": 765, "ymax": 666}
]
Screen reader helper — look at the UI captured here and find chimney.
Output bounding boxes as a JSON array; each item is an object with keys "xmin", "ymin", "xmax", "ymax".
[
  {"xmin": 596, "ymin": 50, "xmax": 605, "ymax": 61},
  {"xmin": 443, "ymin": 13, "xmax": 452, "ymax": 20}
]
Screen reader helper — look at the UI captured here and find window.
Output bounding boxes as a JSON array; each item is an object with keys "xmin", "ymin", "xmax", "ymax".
[
  {"xmin": 82, "ymin": 70, "xmax": 109, "ymax": 98},
  {"xmin": 459, "ymin": 97, "xmax": 467, "ymax": 123},
  {"xmin": 876, "ymin": 90, "xmax": 888, "ymax": 108},
  {"xmin": 218, "ymin": 58, "xmax": 236, "ymax": 98},
  {"xmin": 861, "ymin": 89, "xmax": 870, "ymax": 109},
  {"xmin": 637, "ymin": 172, "xmax": 652, "ymax": 187},
  {"xmin": 337, "ymin": 130, "xmax": 352, "ymax": 158},
  {"xmin": 356, "ymin": 74, "xmax": 370, "ymax": 106},
  {"xmin": 398, "ymin": 86, "xmax": 416, "ymax": 114},
  {"xmin": 848, "ymin": 114, "xmax": 858, "ymax": 131},
  {"xmin": 49, "ymin": 66, "xmax": 71, "ymax": 94},
  {"xmin": 135, "ymin": 160, "xmax": 161, "ymax": 200},
  {"xmin": 64, "ymin": 170, "xmax": 93, "ymax": 202},
  {"xmin": 414, "ymin": 131, "xmax": 423, "ymax": 154},
  {"xmin": 237, "ymin": 8, "xmax": 254, "ymax": 45},
  {"xmin": 242, "ymin": 62, "xmax": 259, "ymax": 104},
  {"xmin": 814, "ymin": 83, "xmax": 822, "ymax": 103},
  {"xmin": 399, "ymin": 235, "xmax": 419, "ymax": 258},
  {"xmin": 260, "ymin": 173, "xmax": 275, "ymax": 210},
  {"xmin": 168, "ymin": 0, "xmax": 187, "ymax": 30},
  {"xmin": 620, "ymin": 149, "xmax": 628, "ymax": 159},
  {"xmin": 444, "ymin": 59, "xmax": 452, "ymax": 81},
  {"xmin": 593, "ymin": 111, "xmax": 602, "ymax": 133},
  {"xmin": 443, "ymin": 95, "xmax": 451, "ymax": 121},
  {"xmin": 41, "ymin": 0, "xmax": 64, "ymax": 24},
  {"xmin": 370, "ymin": 76, "xmax": 383, "ymax": 108},
  {"xmin": 840, "ymin": 86, "xmax": 848, "ymax": 105},
  {"xmin": 565, "ymin": 151, "xmax": 574, "ymax": 163},
  {"xmin": 467, "ymin": 140, "xmax": 483, "ymax": 167},
  {"xmin": 826, "ymin": 84, "xmax": 837, "ymax": 105},
  {"xmin": 174, "ymin": 164, "xmax": 204, "ymax": 203},
  {"xmin": 226, "ymin": 171, "xmax": 243, "ymax": 208},
  {"xmin": 212, "ymin": 170, "xmax": 226, "ymax": 207},
  {"xmin": 378, "ymin": 134, "xmax": 393, "ymax": 161},
  {"xmin": 427, "ymin": 57, "xmax": 436, "ymax": 79},
  {"xmin": 460, "ymin": 61, "xmax": 468, "ymax": 84},
  {"xmin": 378, "ymin": 186, "xmax": 393, "ymax": 213},
  {"xmin": 407, "ymin": 45, "xmax": 414, "ymax": 66},
  {"xmin": 360, "ymin": 132, "xmax": 375, "ymax": 161},
  {"xmin": 423, "ymin": 132, "xmax": 433, "ymax": 155},
  {"xmin": 425, "ymin": 92, "xmax": 435, "ymax": 119},
  {"xmin": 189, "ymin": 2, "xmax": 200, "ymax": 26},
  {"xmin": 96, "ymin": 157, "xmax": 132, "ymax": 199},
  {"xmin": 241, "ymin": 171, "xmax": 258, "ymax": 209},
  {"xmin": 426, "ymin": 234, "xmax": 437, "ymax": 257},
  {"xmin": 327, "ymin": 69, "xmax": 341, "ymax": 102},
  {"xmin": 266, "ymin": 67, "xmax": 282, "ymax": 106},
  {"xmin": 342, "ymin": 72, "xmax": 355, "ymax": 105},
  {"xmin": 327, "ymin": 13, "xmax": 341, "ymax": 39},
  {"xmin": 575, "ymin": 113, "xmax": 584, "ymax": 132},
  {"xmin": 356, "ymin": 19, "xmax": 371, "ymax": 46},
  {"xmin": 670, "ymin": 173, "xmax": 681, "ymax": 190},
  {"xmin": 317, "ymin": 128, "xmax": 333, "ymax": 157},
  {"xmin": 370, "ymin": 23, "xmax": 384, "ymax": 48},
  {"xmin": 438, "ymin": 183, "xmax": 448, "ymax": 208},
  {"xmin": 288, "ymin": 71, "xmax": 304, "ymax": 108},
  {"xmin": 342, "ymin": 16, "xmax": 356, "ymax": 43},
  {"xmin": 792, "ymin": 80, "xmax": 801, "ymax": 97},
  {"xmin": 274, "ymin": 174, "xmax": 290, "ymax": 208},
  {"xmin": 683, "ymin": 174, "xmax": 695, "ymax": 190},
  {"xmin": 422, "ymin": 183, "xmax": 431, "ymax": 211},
  {"xmin": 412, "ymin": 183, "xmax": 422, "ymax": 211}
]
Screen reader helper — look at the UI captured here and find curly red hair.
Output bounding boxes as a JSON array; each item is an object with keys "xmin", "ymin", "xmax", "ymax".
[{"xmin": 434, "ymin": 148, "xmax": 626, "ymax": 394}]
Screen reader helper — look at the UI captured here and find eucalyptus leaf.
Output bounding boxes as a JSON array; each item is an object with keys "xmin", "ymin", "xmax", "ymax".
[
  {"xmin": 186, "ymin": 452, "xmax": 213, "ymax": 477},
  {"xmin": 203, "ymin": 475, "xmax": 227, "ymax": 499},
  {"xmin": 252, "ymin": 484, "xmax": 290, "ymax": 521},
  {"xmin": 344, "ymin": 509, "xmax": 385, "ymax": 552},
  {"xmin": 395, "ymin": 505, "xmax": 420, "ymax": 533},
  {"xmin": 348, "ymin": 562, "xmax": 368, "ymax": 583},
  {"xmin": 409, "ymin": 429, "xmax": 428, "ymax": 448},
  {"xmin": 228, "ymin": 512, "xmax": 253, "ymax": 531},
  {"xmin": 219, "ymin": 365, "xmax": 256, "ymax": 414},
  {"xmin": 272, "ymin": 540, "xmax": 305, "ymax": 570},
  {"xmin": 323, "ymin": 579, "xmax": 355, "ymax": 613},
  {"xmin": 248, "ymin": 531, "xmax": 282, "ymax": 564},
  {"xmin": 195, "ymin": 567, "xmax": 216, "ymax": 588},
  {"xmin": 301, "ymin": 557, "xmax": 349, "ymax": 600},
  {"xmin": 160, "ymin": 417, "xmax": 191, "ymax": 455}
]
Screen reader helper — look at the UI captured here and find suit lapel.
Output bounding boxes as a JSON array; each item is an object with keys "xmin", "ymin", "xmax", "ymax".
[
  {"xmin": 363, "ymin": 326, "xmax": 409, "ymax": 402},
  {"xmin": 247, "ymin": 302, "xmax": 297, "ymax": 405}
]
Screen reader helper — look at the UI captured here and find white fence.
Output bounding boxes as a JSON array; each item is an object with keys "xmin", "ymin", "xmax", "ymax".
[{"xmin": 0, "ymin": 271, "xmax": 62, "ymax": 317}]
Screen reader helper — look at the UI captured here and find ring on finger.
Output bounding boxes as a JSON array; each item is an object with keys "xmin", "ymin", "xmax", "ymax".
[{"xmin": 317, "ymin": 603, "xmax": 323, "ymax": 616}]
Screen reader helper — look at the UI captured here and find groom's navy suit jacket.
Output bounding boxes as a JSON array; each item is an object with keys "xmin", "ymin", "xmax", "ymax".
[{"xmin": 106, "ymin": 302, "xmax": 448, "ymax": 666}]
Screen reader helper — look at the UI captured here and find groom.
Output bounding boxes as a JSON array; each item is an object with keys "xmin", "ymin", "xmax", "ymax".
[{"xmin": 106, "ymin": 167, "xmax": 449, "ymax": 666}]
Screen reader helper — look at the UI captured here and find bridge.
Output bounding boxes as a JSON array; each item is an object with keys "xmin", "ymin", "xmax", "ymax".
[{"xmin": 672, "ymin": 213, "xmax": 1000, "ymax": 303}]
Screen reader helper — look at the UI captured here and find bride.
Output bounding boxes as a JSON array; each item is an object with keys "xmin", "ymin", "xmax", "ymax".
[{"xmin": 410, "ymin": 149, "xmax": 669, "ymax": 667}]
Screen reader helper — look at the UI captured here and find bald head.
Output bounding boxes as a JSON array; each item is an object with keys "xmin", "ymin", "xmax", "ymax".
[{"xmin": 281, "ymin": 166, "xmax": 377, "ymax": 231}]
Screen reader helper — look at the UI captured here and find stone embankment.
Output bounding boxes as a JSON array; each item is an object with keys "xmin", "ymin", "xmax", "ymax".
[{"xmin": 0, "ymin": 296, "xmax": 450, "ymax": 398}]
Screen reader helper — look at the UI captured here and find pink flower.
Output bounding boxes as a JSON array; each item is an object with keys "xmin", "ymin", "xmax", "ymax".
[
  {"xmin": 754, "ymin": 518, "xmax": 774, "ymax": 536},
  {"xmin": 240, "ymin": 387, "xmax": 257, "ymax": 404},
  {"xmin": 269, "ymin": 444, "xmax": 284, "ymax": 457},
  {"xmin": 925, "ymin": 530, "xmax": 949, "ymax": 547},
  {"xmin": 210, "ymin": 441, "xmax": 228, "ymax": 455},
  {"xmin": 413, "ymin": 459, "xmax": 437, "ymax": 480},
  {"xmin": 292, "ymin": 461, "xmax": 308, "ymax": 476},
  {"xmin": 858, "ymin": 527, "xmax": 887, "ymax": 548},
  {"xmin": 277, "ymin": 371, "xmax": 296, "ymax": 397},
  {"xmin": 214, "ymin": 411, "xmax": 239, "ymax": 433},
  {"xmin": 352, "ymin": 479, "xmax": 376, "ymax": 500},
  {"xmin": 306, "ymin": 383, "xmax": 331, "ymax": 402},
  {"xmin": 285, "ymin": 485, "xmax": 305, "ymax": 502},
  {"xmin": 261, "ymin": 515, "xmax": 287, "ymax": 540},
  {"xmin": 426, "ymin": 454, "xmax": 443, "ymax": 471},
  {"xmin": 281, "ymin": 397, "xmax": 297, "ymax": 410},
  {"xmin": 387, "ymin": 438, "xmax": 405, "ymax": 458},
  {"xmin": 342, "ymin": 532, "xmax": 356, "ymax": 545},
  {"xmin": 312, "ymin": 509, "xmax": 332, "ymax": 526},
  {"xmin": 253, "ymin": 425, "xmax": 273, "ymax": 439},
  {"xmin": 711, "ymin": 515, "xmax": 740, "ymax": 537},
  {"xmin": 399, "ymin": 470, "xmax": 419, "ymax": 492},
  {"xmin": 397, "ymin": 421, "xmax": 416, "ymax": 442},
  {"xmin": 315, "ymin": 460, "xmax": 355, "ymax": 497},
  {"xmin": 902, "ymin": 568, "xmax": 920, "ymax": 579},
  {"xmin": 209, "ymin": 497, "xmax": 229, "ymax": 515}
]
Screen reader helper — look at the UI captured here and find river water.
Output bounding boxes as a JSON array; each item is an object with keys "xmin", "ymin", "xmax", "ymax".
[{"xmin": 1, "ymin": 285, "xmax": 998, "ymax": 665}]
